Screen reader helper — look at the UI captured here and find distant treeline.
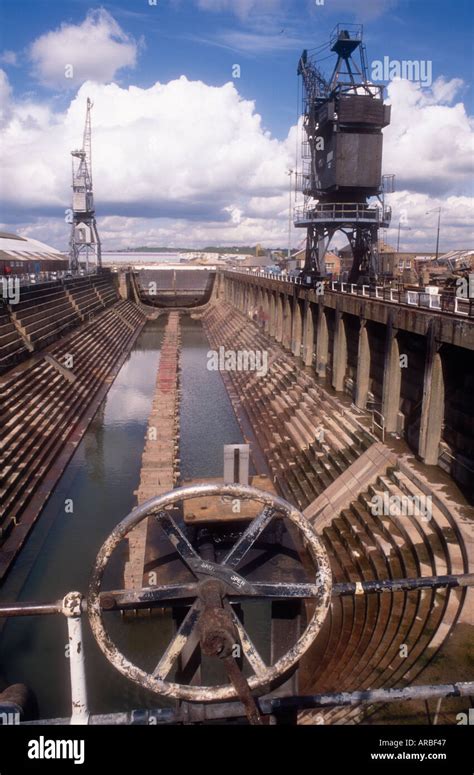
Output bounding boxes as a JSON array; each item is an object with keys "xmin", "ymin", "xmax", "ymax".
[{"xmin": 118, "ymin": 246, "xmax": 285, "ymax": 256}]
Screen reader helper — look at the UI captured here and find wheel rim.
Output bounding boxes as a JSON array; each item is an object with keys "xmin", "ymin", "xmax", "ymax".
[{"xmin": 88, "ymin": 483, "xmax": 332, "ymax": 702}]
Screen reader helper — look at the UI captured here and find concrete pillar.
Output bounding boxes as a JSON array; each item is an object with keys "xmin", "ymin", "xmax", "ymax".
[
  {"xmin": 263, "ymin": 291, "xmax": 270, "ymax": 333},
  {"xmin": 355, "ymin": 320, "xmax": 370, "ymax": 409},
  {"xmin": 253, "ymin": 286, "xmax": 258, "ymax": 317},
  {"xmin": 268, "ymin": 294, "xmax": 276, "ymax": 337},
  {"xmin": 282, "ymin": 297, "xmax": 292, "ymax": 350},
  {"xmin": 315, "ymin": 304, "xmax": 328, "ymax": 378},
  {"xmin": 258, "ymin": 288, "xmax": 264, "ymax": 323},
  {"xmin": 302, "ymin": 303, "xmax": 315, "ymax": 368},
  {"xmin": 332, "ymin": 311, "xmax": 348, "ymax": 392},
  {"xmin": 381, "ymin": 320, "xmax": 401, "ymax": 433},
  {"xmin": 275, "ymin": 295, "xmax": 284, "ymax": 343},
  {"xmin": 247, "ymin": 286, "xmax": 253, "ymax": 318},
  {"xmin": 291, "ymin": 301, "xmax": 303, "ymax": 357},
  {"xmin": 419, "ymin": 331, "xmax": 445, "ymax": 465}
]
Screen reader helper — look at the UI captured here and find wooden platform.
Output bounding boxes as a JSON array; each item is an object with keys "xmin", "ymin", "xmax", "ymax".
[
  {"xmin": 182, "ymin": 475, "xmax": 277, "ymax": 524},
  {"xmin": 124, "ymin": 311, "xmax": 181, "ymax": 589}
]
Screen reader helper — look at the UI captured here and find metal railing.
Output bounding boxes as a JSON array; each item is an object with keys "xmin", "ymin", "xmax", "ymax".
[
  {"xmin": 330, "ymin": 23, "xmax": 363, "ymax": 47},
  {"xmin": 328, "ymin": 280, "xmax": 472, "ymax": 316},
  {"xmin": 370, "ymin": 408, "xmax": 386, "ymax": 443},
  {"xmin": 1, "ymin": 269, "xmax": 99, "ymax": 288},
  {"xmin": 294, "ymin": 203, "xmax": 392, "ymax": 226},
  {"xmin": 1, "ymin": 575, "xmax": 473, "ymax": 725},
  {"xmin": 224, "ymin": 269, "xmax": 474, "ymax": 318}
]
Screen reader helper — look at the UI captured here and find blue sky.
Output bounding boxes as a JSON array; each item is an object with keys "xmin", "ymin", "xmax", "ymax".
[
  {"xmin": 0, "ymin": 0, "xmax": 473, "ymax": 250},
  {"xmin": 2, "ymin": 0, "xmax": 473, "ymax": 136}
]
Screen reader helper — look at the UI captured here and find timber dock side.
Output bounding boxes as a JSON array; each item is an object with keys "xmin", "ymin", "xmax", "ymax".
[{"xmin": 124, "ymin": 311, "xmax": 181, "ymax": 590}]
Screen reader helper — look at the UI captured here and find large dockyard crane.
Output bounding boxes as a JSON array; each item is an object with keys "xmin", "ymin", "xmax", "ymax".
[
  {"xmin": 69, "ymin": 98, "xmax": 102, "ymax": 272},
  {"xmin": 295, "ymin": 25, "xmax": 392, "ymax": 285}
]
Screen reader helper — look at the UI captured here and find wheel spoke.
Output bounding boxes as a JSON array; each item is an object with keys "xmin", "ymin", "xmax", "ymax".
[
  {"xmin": 100, "ymin": 583, "xmax": 199, "ymax": 611},
  {"xmin": 225, "ymin": 603, "xmax": 267, "ymax": 678},
  {"xmin": 156, "ymin": 511, "xmax": 204, "ymax": 577},
  {"xmin": 100, "ymin": 580, "xmax": 320, "ymax": 611},
  {"xmin": 249, "ymin": 582, "xmax": 321, "ymax": 599},
  {"xmin": 222, "ymin": 506, "xmax": 275, "ymax": 569},
  {"xmin": 98, "ymin": 580, "xmax": 320, "ymax": 611},
  {"xmin": 152, "ymin": 601, "xmax": 201, "ymax": 680}
]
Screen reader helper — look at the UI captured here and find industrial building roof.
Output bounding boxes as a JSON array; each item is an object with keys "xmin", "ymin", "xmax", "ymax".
[
  {"xmin": 437, "ymin": 249, "xmax": 474, "ymax": 266},
  {"xmin": 0, "ymin": 232, "xmax": 67, "ymax": 263}
]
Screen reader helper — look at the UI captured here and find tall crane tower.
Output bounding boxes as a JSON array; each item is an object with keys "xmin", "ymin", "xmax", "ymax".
[
  {"xmin": 69, "ymin": 98, "xmax": 101, "ymax": 272},
  {"xmin": 295, "ymin": 25, "xmax": 392, "ymax": 285}
]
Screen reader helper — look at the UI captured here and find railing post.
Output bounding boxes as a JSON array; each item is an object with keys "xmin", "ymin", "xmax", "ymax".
[{"xmin": 63, "ymin": 592, "xmax": 89, "ymax": 725}]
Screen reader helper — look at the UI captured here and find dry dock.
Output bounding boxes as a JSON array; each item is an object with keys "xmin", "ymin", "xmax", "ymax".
[{"xmin": 124, "ymin": 311, "xmax": 181, "ymax": 589}]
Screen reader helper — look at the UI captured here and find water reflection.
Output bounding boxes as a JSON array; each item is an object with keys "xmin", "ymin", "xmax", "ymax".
[
  {"xmin": 0, "ymin": 315, "xmax": 263, "ymax": 719},
  {"xmin": 180, "ymin": 317, "xmax": 244, "ymax": 480},
  {"xmin": 0, "ymin": 319, "xmax": 168, "ymax": 717}
]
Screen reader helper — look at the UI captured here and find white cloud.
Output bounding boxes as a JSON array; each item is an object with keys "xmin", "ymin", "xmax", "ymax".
[
  {"xmin": 218, "ymin": 30, "xmax": 303, "ymax": 52},
  {"xmin": 197, "ymin": 0, "xmax": 282, "ymax": 20},
  {"xmin": 326, "ymin": 0, "xmax": 398, "ymax": 21},
  {"xmin": 0, "ymin": 69, "xmax": 12, "ymax": 128},
  {"xmin": 431, "ymin": 77, "xmax": 465, "ymax": 105},
  {"xmin": 383, "ymin": 77, "xmax": 474, "ymax": 195},
  {"xmin": 0, "ymin": 51, "xmax": 17, "ymax": 66},
  {"xmin": 382, "ymin": 192, "xmax": 473, "ymax": 252},
  {"xmin": 0, "ymin": 76, "xmax": 293, "ymax": 247},
  {"xmin": 29, "ymin": 9, "xmax": 138, "ymax": 88},
  {"xmin": 0, "ymin": 70, "xmax": 472, "ymax": 252}
]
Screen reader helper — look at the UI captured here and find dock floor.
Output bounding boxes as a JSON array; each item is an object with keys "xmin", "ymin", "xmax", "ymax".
[{"xmin": 124, "ymin": 311, "xmax": 181, "ymax": 589}]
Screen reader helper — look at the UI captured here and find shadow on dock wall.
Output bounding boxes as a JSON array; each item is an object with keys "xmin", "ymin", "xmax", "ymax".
[{"xmin": 135, "ymin": 269, "xmax": 216, "ymax": 308}]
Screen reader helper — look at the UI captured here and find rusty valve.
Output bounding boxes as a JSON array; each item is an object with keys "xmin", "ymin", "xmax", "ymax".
[
  {"xmin": 197, "ymin": 579, "xmax": 263, "ymax": 724},
  {"xmin": 198, "ymin": 580, "xmax": 237, "ymax": 659}
]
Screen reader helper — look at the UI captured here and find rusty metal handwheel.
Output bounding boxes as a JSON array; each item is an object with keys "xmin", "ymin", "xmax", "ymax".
[{"xmin": 88, "ymin": 483, "xmax": 332, "ymax": 703}]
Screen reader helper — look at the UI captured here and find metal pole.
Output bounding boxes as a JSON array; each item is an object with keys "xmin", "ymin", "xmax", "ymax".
[
  {"xmin": 426, "ymin": 207, "xmax": 441, "ymax": 262},
  {"xmin": 20, "ymin": 681, "xmax": 474, "ymax": 725},
  {"xmin": 333, "ymin": 573, "xmax": 474, "ymax": 597},
  {"xmin": 435, "ymin": 207, "xmax": 441, "ymax": 261},
  {"xmin": 62, "ymin": 592, "xmax": 89, "ymax": 725},
  {"xmin": 266, "ymin": 681, "xmax": 474, "ymax": 713},
  {"xmin": 397, "ymin": 221, "xmax": 401, "ymax": 252},
  {"xmin": 288, "ymin": 170, "xmax": 294, "ymax": 263},
  {"xmin": 0, "ymin": 601, "xmax": 63, "ymax": 617},
  {"xmin": 0, "ymin": 574, "xmax": 473, "ymax": 617}
]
